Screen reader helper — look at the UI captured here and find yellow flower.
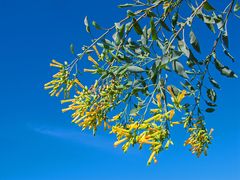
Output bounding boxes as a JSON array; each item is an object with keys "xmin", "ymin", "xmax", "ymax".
[
  {"xmin": 114, "ymin": 138, "xmax": 127, "ymax": 147},
  {"xmin": 50, "ymin": 63, "xmax": 62, "ymax": 68},
  {"xmin": 112, "ymin": 114, "xmax": 121, "ymax": 121},
  {"xmin": 167, "ymin": 86, "xmax": 175, "ymax": 98},
  {"xmin": 84, "ymin": 68, "xmax": 97, "ymax": 73},
  {"xmin": 156, "ymin": 94, "xmax": 162, "ymax": 107},
  {"xmin": 61, "ymin": 99, "xmax": 74, "ymax": 104},
  {"xmin": 168, "ymin": 109, "xmax": 175, "ymax": 120},
  {"xmin": 55, "ymin": 87, "xmax": 64, "ymax": 97},
  {"xmin": 74, "ymin": 79, "xmax": 85, "ymax": 89},
  {"xmin": 177, "ymin": 90, "xmax": 187, "ymax": 103},
  {"xmin": 93, "ymin": 45, "xmax": 101, "ymax": 58},
  {"xmin": 144, "ymin": 114, "xmax": 162, "ymax": 123},
  {"xmin": 51, "ymin": 59, "xmax": 63, "ymax": 66},
  {"xmin": 171, "ymin": 121, "xmax": 181, "ymax": 126},
  {"xmin": 88, "ymin": 55, "xmax": 99, "ymax": 66},
  {"xmin": 62, "ymin": 107, "xmax": 72, "ymax": 113},
  {"xmin": 150, "ymin": 109, "xmax": 159, "ymax": 113},
  {"xmin": 147, "ymin": 151, "xmax": 156, "ymax": 166}
]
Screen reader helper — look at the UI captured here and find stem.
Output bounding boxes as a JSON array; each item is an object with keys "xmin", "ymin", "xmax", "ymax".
[{"xmin": 165, "ymin": 0, "xmax": 207, "ymax": 53}]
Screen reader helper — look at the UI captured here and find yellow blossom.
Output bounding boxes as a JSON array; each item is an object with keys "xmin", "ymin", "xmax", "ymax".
[
  {"xmin": 74, "ymin": 79, "xmax": 85, "ymax": 89},
  {"xmin": 168, "ymin": 109, "xmax": 175, "ymax": 120},
  {"xmin": 88, "ymin": 55, "xmax": 99, "ymax": 66},
  {"xmin": 177, "ymin": 90, "xmax": 187, "ymax": 103},
  {"xmin": 147, "ymin": 151, "xmax": 156, "ymax": 166},
  {"xmin": 114, "ymin": 138, "xmax": 127, "ymax": 147},
  {"xmin": 156, "ymin": 94, "xmax": 162, "ymax": 107},
  {"xmin": 93, "ymin": 45, "xmax": 101, "ymax": 58},
  {"xmin": 84, "ymin": 68, "xmax": 97, "ymax": 73}
]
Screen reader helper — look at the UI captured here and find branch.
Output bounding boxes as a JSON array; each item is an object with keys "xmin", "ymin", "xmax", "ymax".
[{"xmin": 165, "ymin": 0, "xmax": 207, "ymax": 53}]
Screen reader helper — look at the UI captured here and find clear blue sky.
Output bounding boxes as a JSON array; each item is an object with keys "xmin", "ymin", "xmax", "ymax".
[{"xmin": 0, "ymin": 0, "xmax": 240, "ymax": 179}]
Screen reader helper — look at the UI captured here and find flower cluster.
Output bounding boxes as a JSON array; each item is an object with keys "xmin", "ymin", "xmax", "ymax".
[
  {"xmin": 184, "ymin": 126, "xmax": 214, "ymax": 157},
  {"xmin": 111, "ymin": 121, "xmax": 171, "ymax": 165},
  {"xmin": 110, "ymin": 93, "xmax": 179, "ymax": 165},
  {"xmin": 44, "ymin": 60, "xmax": 84, "ymax": 97},
  {"xmin": 167, "ymin": 86, "xmax": 187, "ymax": 109},
  {"xmin": 61, "ymin": 79, "xmax": 125, "ymax": 134}
]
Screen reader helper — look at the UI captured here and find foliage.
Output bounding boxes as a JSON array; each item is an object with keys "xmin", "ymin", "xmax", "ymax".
[{"xmin": 44, "ymin": 0, "xmax": 239, "ymax": 165}]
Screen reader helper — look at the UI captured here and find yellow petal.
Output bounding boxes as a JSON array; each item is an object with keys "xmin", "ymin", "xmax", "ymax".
[
  {"xmin": 74, "ymin": 79, "xmax": 85, "ymax": 89},
  {"xmin": 156, "ymin": 94, "xmax": 162, "ymax": 107},
  {"xmin": 147, "ymin": 151, "xmax": 156, "ymax": 166},
  {"xmin": 88, "ymin": 56, "xmax": 99, "ymax": 66},
  {"xmin": 93, "ymin": 45, "xmax": 101, "ymax": 58},
  {"xmin": 114, "ymin": 138, "xmax": 127, "ymax": 147}
]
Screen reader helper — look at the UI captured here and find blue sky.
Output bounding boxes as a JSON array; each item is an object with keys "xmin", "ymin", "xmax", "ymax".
[{"xmin": 0, "ymin": 0, "xmax": 240, "ymax": 179}]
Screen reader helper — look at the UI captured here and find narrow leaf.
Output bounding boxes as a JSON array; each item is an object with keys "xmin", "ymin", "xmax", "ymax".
[
  {"xmin": 223, "ymin": 48, "xmax": 235, "ymax": 62},
  {"xmin": 189, "ymin": 30, "xmax": 201, "ymax": 53},
  {"xmin": 172, "ymin": 61, "xmax": 189, "ymax": 78},
  {"xmin": 160, "ymin": 20, "xmax": 171, "ymax": 32},
  {"xmin": 203, "ymin": 2, "xmax": 215, "ymax": 11},
  {"xmin": 92, "ymin": 21, "xmax": 102, "ymax": 30},
  {"xmin": 234, "ymin": 3, "xmax": 240, "ymax": 12},
  {"xmin": 209, "ymin": 77, "xmax": 220, "ymax": 89},
  {"xmin": 172, "ymin": 12, "xmax": 178, "ymax": 28},
  {"xmin": 118, "ymin": 3, "xmax": 135, "ymax": 8},
  {"xmin": 127, "ymin": 66, "xmax": 145, "ymax": 73},
  {"xmin": 133, "ymin": 18, "xmax": 143, "ymax": 35},
  {"xmin": 84, "ymin": 16, "xmax": 90, "ymax": 33},
  {"xmin": 214, "ymin": 59, "xmax": 238, "ymax": 78},
  {"xmin": 207, "ymin": 89, "xmax": 217, "ymax": 102},
  {"xmin": 222, "ymin": 30, "xmax": 229, "ymax": 48},
  {"xmin": 70, "ymin": 43, "xmax": 74, "ymax": 54},
  {"xmin": 150, "ymin": 17, "xmax": 157, "ymax": 40},
  {"xmin": 206, "ymin": 108, "xmax": 215, "ymax": 113}
]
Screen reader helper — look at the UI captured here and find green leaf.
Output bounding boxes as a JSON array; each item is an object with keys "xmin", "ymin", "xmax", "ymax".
[
  {"xmin": 141, "ymin": 26, "xmax": 148, "ymax": 45},
  {"xmin": 172, "ymin": 12, "xmax": 178, "ymax": 28},
  {"xmin": 127, "ymin": 66, "xmax": 145, "ymax": 73},
  {"xmin": 92, "ymin": 21, "xmax": 102, "ymax": 30},
  {"xmin": 172, "ymin": 61, "xmax": 189, "ymax": 79},
  {"xmin": 203, "ymin": 2, "xmax": 215, "ymax": 11},
  {"xmin": 205, "ymin": 101, "xmax": 217, "ymax": 107},
  {"xmin": 160, "ymin": 20, "xmax": 171, "ymax": 32},
  {"xmin": 206, "ymin": 108, "xmax": 215, "ymax": 113},
  {"xmin": 130, "ymin": 107, "xmax": 139, "ymax": 116},
  {"xmin": 84, "ymin": 16, "xmax": 90, "ymax": 33},
  {"xmin": 206, "ymin": 23, "xmax": 215, "ymax": 33},
  {"xmin": 214, "ymin": 59, "xmax": 238, "ymax": 78},
  {"xmin": 189, "ymin": 30, "xmax": 201, "ymax": 53},
  {"xmin": 209, "ymin": 77, "xmax": 220, "ymax": 89},
  {"xmin": 234, "ymin": 2, "xmax": 240, "ymax": 12},
  {"xmin": 127, "ymin": 10, "xmax": 136, "ymax": 17},
  {"xmin": 133, "ymin": 18, "xmax": 143, "ymax": 35},
  {"xmin": 223, "ymin": 48, "xmax": 235, "ymax": 62},
  {"xmin": 178, "ymin": 40, "xmax": 190, "ymax": 58},
  {"xmin": 146, "ymin": 11, "xmax": 157, "ymax": 18},
  {"xmin": 207, "ymin": 89, "xmax": 217, "ymax": 102},
  {"xmin": 70, "ymin": 43, "xmax": 74, "ymax": 54},
  {"xmin": 150, "ymin": 17, "xmax": 157, "ymax": 40},
  {"xmin": 222, "ymin": 30, "xmax": 229, "ymax": 48},
  {"xmin": 118, "ymin": 3, "xmax": 135, "ymax": 8}
]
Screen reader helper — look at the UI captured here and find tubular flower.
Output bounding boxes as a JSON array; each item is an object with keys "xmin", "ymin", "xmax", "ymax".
[
  {"xmin": 177, "ymin": 90, "xmax": 187, "ymax": 103},
  {"xmin": 156, "ymin": 94, "xmax": 162, "ymax": 107},
  {"xmin": 61, "ymin": 79, "xmax": 124, "ymax": 133},
  {"xmin": 44, "ymin": 60, "xmax": 85, "ymax": 97},
  {"xmin": 111, "ymin": 121, "xmax": 171, "ymax": 166},
  {"xmin": 93, "ymin": 45, "xmax": 101, "ymax": 58},
  {"xmin": 167, "ymin": 86, "xmax": 187, "ymax": 107},
  {"xmin": 88, "ymin": 55, "xmax": 99, "ymax": 66},
  {"xmin": 44, "ymin": 60, "xmax": 72, "ymax": 97},
  {"xmin": 184, "ymin": 127, "xmax": 213, "ymax": 157}
]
